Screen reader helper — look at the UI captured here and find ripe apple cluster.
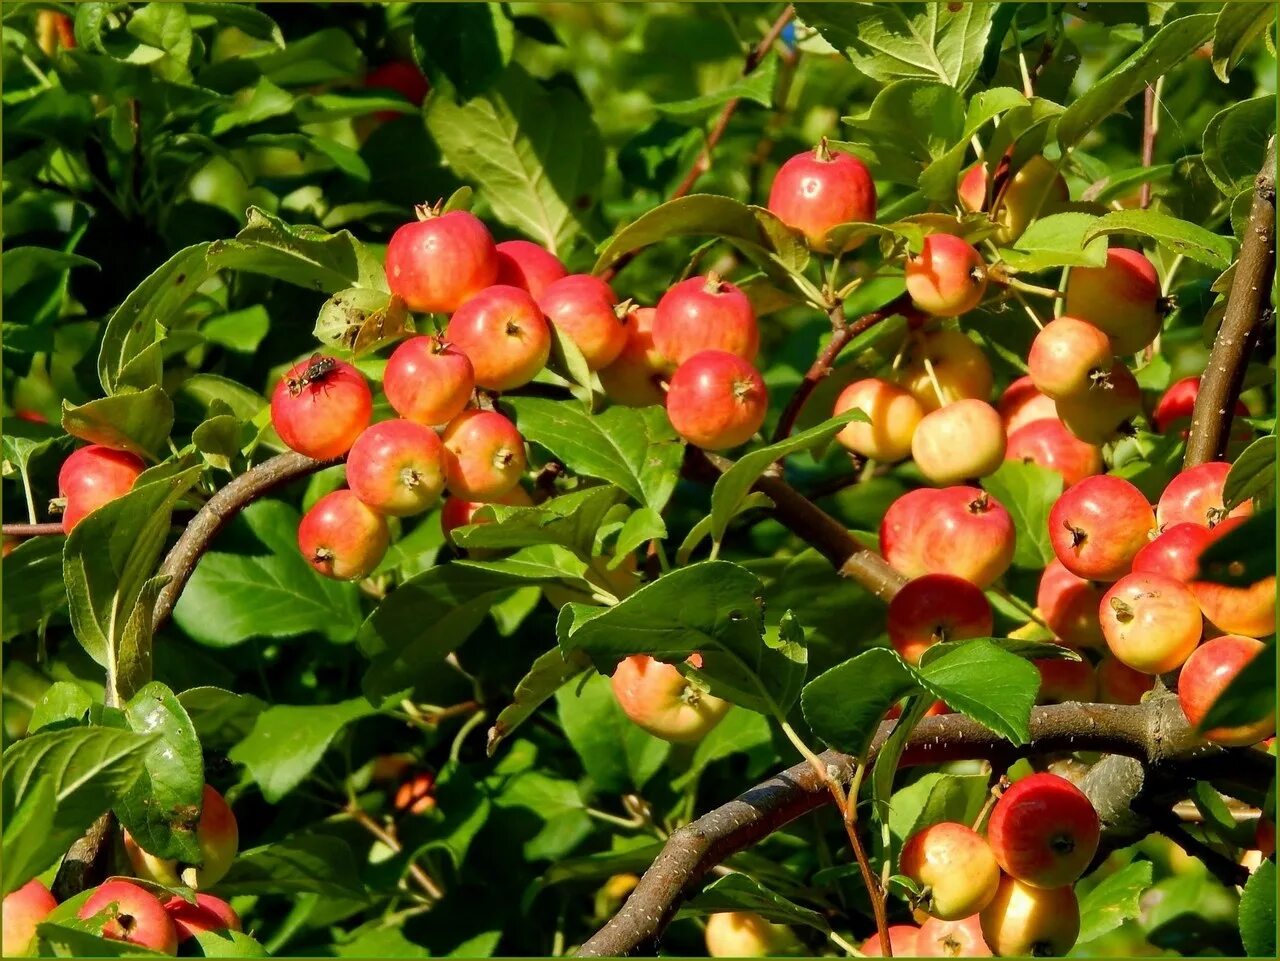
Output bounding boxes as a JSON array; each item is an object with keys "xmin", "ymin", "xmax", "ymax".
[{"xmin": 2, "ymin": 784, "xmax": 240, "ymax": 956}]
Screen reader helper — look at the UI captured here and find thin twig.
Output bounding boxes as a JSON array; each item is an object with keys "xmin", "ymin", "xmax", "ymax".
[
  {"xmin": 1139, "ymin": 82, "xmax": 1159, "ymax": 210},
  {"xmin": 2, "ymin": 522, "xmax": 63, "ymax": 537},
  {"xmin": 348, "ymin": 806, "xmax": 446, "ymax": 901}
]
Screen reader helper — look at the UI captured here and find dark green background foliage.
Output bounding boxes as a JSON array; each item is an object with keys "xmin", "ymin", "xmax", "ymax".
[{"xmin": 1, "ymin": 2, "xmax": 1276, "ymax": 957}]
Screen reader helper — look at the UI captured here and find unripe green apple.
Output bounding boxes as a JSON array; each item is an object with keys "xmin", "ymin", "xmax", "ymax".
[
  {"xmin": 123, "ymin": 784, "xmax": 239, "ymax": 890},
  {"xmin": 901, "ymin": 822, "xmax": 1002, "ymax": 920}
]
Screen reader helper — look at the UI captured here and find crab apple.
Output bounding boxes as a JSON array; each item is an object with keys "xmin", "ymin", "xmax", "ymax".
[
  {"xmin": 1156, "ymin": 462, "xmax": 1252, "ymax": 529},
  {"xmin": 704, "ymin": 911, "xmax": 800, "ymax": 957},
  {"xmin": 861, "ymin": 924, "xmax": 921, "ymax": 957},
  {"xmin": 1005, "ymin": 419, "xmax": 1103, "ymax": 489},
  {"xmin": 991, "ymin": 155, "xmax": 1070, "ymax": 245},
  {"xmin": 445, "ymin": 284, "xmax": 552, "ymax": 390},
  {"xmin": 599, "ymin": 306, "xmax": 666, "ymax": 407},
  {"xmin": 1179, "ymin": 635, "xmax": 1275, "ymax": 746},
  {"xmin": 394, "ymin": 770, "xmax": 438, "ymax": 815},
  {"xmin": 163, "ymin": 894, "xmax": 242, "ymax": 943},
  {"xmin": 998, "ymin": 376, "xmax": 1059, "ymax": 435},
  {"xmin": 1095, "ymin": 656, "xmax": 1155, "ymax": 705},
  {"xmin": 905, "ymin": 234, "xmax": 989, "ymax": 317},
  {"xmin": 767, "ymin": 141, "xmax": 876, "ymax": 252},
  {"xmin": 958, "ymin": 162, "xmax": 988, "ymax": 213},
  {"xmin": 383, "ymin": 336, "xmax": 475, "ymax": 426},
  {"xmin": 610, "ymin": 653, "xmax": 729, "ymax": 743},
  {"xmin": 888, "ymin": 573, "xmax": 994, "ymax": 665},
  {"xmin": 1035, "ymin": 656, "xmax": 1097, "ymax": 705},
  {"xmin": 880, "ymin": 487, "xmax": 1015, "ymax": 588},
  {"xmin": 364, "ymin": 60, "xmax": 429, "ymax": 113},
  {"xmin": 1131, "ymin": 521, "xmax": 1213, "ymax": 583},
  {"xmin": 79, "ymin": 880, "xmax": 178, "ymax": 955},
  {"xmin": 887, "ymin": 698, "xmax": 952, "ymax": 721},
  {"xmin": 493, "ymin": 239, "xmax": 567, "ymax": 299},
  {"xmin": 1027, "ymin": 317, "xmax": 1114, "ymax": 401},
  {"xmin": 918, "ymin": 915, "xmax": 993, "ymax": 958},
  {"xmin": 901, "ymin": 822, "xmax": 1001, "ymax": 920},
  {"xmin": 1256, "ymin": 818, "xmax": 1276, "ymax": 859},
  {"xmin": 440, "ymin": 409, "xmax": 527, "ymax": 500},
  {"xmin": 899, "ymin": 329, "xmax": 994, "ymax": 413},
  {"xmin": 987, "ymin": 772, "xmax": 1100, "ymax": 887},
  {"xmin": 441, "ymin": 486, "xmax": 533, "ymax": 543},
  {"xmin": 652, "ymin": 273, "xmax": 759, "ymax": 367},
  {"xmin": 58, "ymin": 445, "xmax": 146, "ymax": 533},
  {"xmin": 346, "ymin": 420, "xmax": 445, "ymax": 516},
  {"xmin": 1153, "ymin": 376, "xmax": 1249, "ymax": 438},
  {"xmin": 1036, "ymin": 559, "xmax": 1106, "ymax": 649},
  {"xmin": 834, "ymin": 377, "xmax": 926, "ymax": 463},
  {"xmin": 979, "ymin": 876, "xmax": 1079, "ymax": 958},
  {"xmin": 911, "ymin": 399, "xmax": 1006, "ymax": 485},
  {"xmin": 1191, "ymin": 517, "xmax": 1276, "ymax": 638},
  {"xmin": 297, "ymin": 489, "xmax": 390, "ymax": 580},
  {"xmin": 3, "ymin": 879, "xmax": 57, "ymax": 956},
  {"xmin": 385, "ymin": 208, "xmax": 498, "ymax": 314},
  {"xmin": 536, "ymin": 274, "xmax": 627, "ymax": 370},
  {"xmin": 1063, "ymin": 247, "xmax": 1162, "ymax": 355},
  {"xmin": 1099, "ymin": 572, "xmax": 1202, "ymax": 674},
  {"xmin": 665, "ymin": 350, "xmax": 767, "ymax": 450},
  {"xmin": 270, "ymin": 357, "xmax": 372, "ymax": 460},
  {"xmin": 1047, "ymin": 475, "xmax": 1155, "ymax": 581},
  {"xmin": 1054, "ymin": 362, "xmax": 1142, "ymax": 445},
  {"xmin": 124, "ymin": 784, "xmax": 239, "ymax": 890}
]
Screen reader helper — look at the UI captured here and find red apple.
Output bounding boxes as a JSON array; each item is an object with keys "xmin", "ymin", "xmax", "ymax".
[
  {"xmin": 58, "ymin": 445, "xmax": 146, "ymax": 533},
  {"xmin": 1132, "ymin": 522, "xmax": 1214, "ymax": 582},
  {"xmin": 1153, "ymin": 376, "xmax": 1248, "ymax": 439},
  {"xmin": 270, "ymin": 356, "xmax": 372, "ymax": 460},
  {"xmin": 383, "ymin": 336, "xmax": 475, "ymax": 426},
  {"xmin": 1178, "ymin": 634, "xmax": 1274, "ymax": 746},
  {"xmin": 766, "ymin": 141, "xmax": 876, "ymax": 252},
  {"xmin": 833, "ymin": 378, "xmax": 924, "ymax": 463},
  {"xmin": 1036, "ymin": 558, "xmax": 1107, "ymax": 649},
  {"xmin": 163, "ymin": 893, "xmax": 241, "ymax": 942},
  {"xmin": 1054, "ymin": 361, "xmax": 1142, "ymax": 444},
  {"xmin": 3, "ymin": 879, "xmax": 58, "ymax": 956},
  {"xmin": 1005, "ymin": 418, "xmax": 1103, "ymax": 488},
  {"xmin": 665, "ymin": 350, "xmax": 767, "ymax": 450},
  {"xmin": 599, "ymin": 306, "xmax": 666, "ymax": 407},
  {"xmin": 888, "ymin": 573, "xmax": 994, "ymax": 665},
  {"xmin": 441, "ymin": 409, "xmax": 527, "ymax": 500},
  {"xmin": 445, "ymin": 284, "xmax": 552, "ymax": 390},
  {"xmin": 1047, "ymin": 475, "xmax": 1155, "ymax": 581},
  {"xmin": 1099, "ymin": 572, "xmax": 1203, "ymax": 674},
  {"xmin": 345, "ymin": 419, "xmax": 446, "ymax": 516},
  {"xmin": 493, "ymin": 239, "xmax": 567, "ymax": 299},
  {"xmin": 881, "ymin": 487, "xmax": 1015, "ymax": 589},
  {"xmin": 911, "ymin": 400, "xmax": 1006, "ymax": 485},
  {"xmin": 998, "ymin": 376, "xmax": 1059, "ymax": 435},
  {"xmin": 296, "ymin": 489, "xmax": 390, "ymax": 580},
  {"xmin": 979, "ymin": 877, "xmax": 1079, "ymax": 957},
  {"xmin": 364, "ymin": 60, "xmax": 429, "ymax": 118},
  {"xmin": 1063, "ymin": 247, "xmax": 1162, "ymax": 354},
  {"xmin": 917, "ymin": 914, "xmax": 993, "ymax": 958},
  {"xmin": 610, "ymin": 654, "xmax": 729, "ymax": 743},
  {"xmin": 393, "ymin": 770, "xmax": 438, "ymax": 815},
  {"xmin": 385, "ymin": 208, "xmax": 498, "ymax": 314},
  {"xmin": 79, "ymin": 880, "xmax": 178, "ymax": 954},
  {"xmin": 958, "ymin": 162, "xmax": 988, "ymax": 213},
  {"xmin": 1027, "ymin": 317, "xmax": 1114, "ymax": 401},
  {"xmin": 1156, "ymin": 462, "xmax": 1252, "ymax": 530},
  {"xmin": 987, "ymin": 772, "xmax": 1100, "ymax": 887},
  {"xmin": 536, "ymin": 274, "xmax": 627, "ymax": 370},
  {"xmin": 652, "ymin": 273, "xmax": 759, "ymax": 367},
  {"xmin": 898, "ymin": 329, "xmax": 994, "ymax": 413},
  {"xmin": 862, "ymin": 924, "xmax": 921, "ymax": 957},
  {"xmin": 905, "ymin": 234, "xmax": 988, "ymax": 317},
  {"xmin": 901, "ymin": 822, "xmax": 1001, "ymax": 920},
  {"xmin": 1096, "ymin": 655, "xmax": 1156, "ymax": 705}
]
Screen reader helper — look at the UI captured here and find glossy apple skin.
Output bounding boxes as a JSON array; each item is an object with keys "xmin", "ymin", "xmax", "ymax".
[
  {"xmin": 1096, "ymin": 655, "xmax": 1156, "ymax": 705},
  {"xmin": 898, "ymin": 329, "xmax": 994, "ymax": 413},
  {"xmin": 767, "ymin": 145, "xmax": 876, "ymax": 252},
  {"xmin": 385, "ymin": 210, "xmax": 498, "ymax": 314},
  {"xmin": 441, "ymin": 486, "xmax": 533, "ymax": 544},
  {"xmin": 991, "ymin": 155, "xmax": 1070, "ymax": 245},
  {"xmin": 901, "ymin": 822, "xmax": 1001, "ymax": 920},
  {"xmin": 1179, "ymin": 634, "xmax": 1274, "ymax": 746},
  {"xmin": 1054, "ymin": 361, "xmax": 1142, "ymax": 444},
  {"xmin": 862, "ymin": 924, "xmax": 921, "ymax": 957},
  {"xmin": 666, "ymin": 350, "xmax": 767, "ymax": 450},
  {"xmin": 297, "ymin": 489, "xmax": 390, "ymax": 580},
  {"xmin": 79, "ymin": 880, "xmax": 178, "ymax": 955},
  {"xmin": 394, "ymin": 771, "xmax": 438, "ymax": 815},
  {"xmin": 1154, "ymin": 375, "xmax": 1249, "ymax": 441},
  {"xmin": 979, "ymin": 876, "xmax": 1079, "ymax": 958},
  {"xmin": 652, "ymin": 274, "xmax": 759, "ymax": 367},
  {"xmin": 704, "ymin": 911, "xmax": 800, "ymax": 957},
  {"xmin": 911, "ymin": 399, "xmax": 1006, "ymax": 485},
  {"xmin": 58, "ymin": 445, "xmax": 146, "ymax": 533},
  {"xmin": 124, "ymin": 783, "xmax": 240, "ymax": 890},
  {"xmin": 1005, "ymin": 419, "xmax": 1103, "ymax": 489},
  {"xmin": 599, "ymin": 306, "xmax": 666, "ymax": 407},
  {"xmin": 998, "ymin": 376, "xmax": 1059, "ymax": 435},
  {"xmin": 905, "ymin": 234, "xmax": 988, "ymax": 317},
  {"xmin": 1099, "ymin": 572, "xmax": 1203, "ymax": 674},
  {"xmin": 364, "ymin": 60, "xmax": 429, "ymax": 117},
  {"xmin": 1036, "ymin": 558, "xmax": 1106, "ymax": 649},
  {"xmin": 881, "ymin": 487, "xmax": 1015, "ymax": 589},
  {"xmin": 987, "ymin": 772, "xmax": 1100, "ymax": 888},
  {"xmin": 610, "ymin": 654, "xmax": 729, "ymax": 743},
  {"xmin": 346, "ymin": 419, "xmax": 446, "ymax": 516},
  {"xmin": 1048, "ymin": 475, "xmax": 1155, "ymax": 581},
  {"xmin": 917, "ymin": 914, "xmax": 993, "ymax": 958},
  {"xmin": 1156, "ymin": 462, "xmax": 1252, "ymax": 529},
  {"xmin": 958, "ymin": 162, "xmax": 987, "ymax": 213},
  {"xmin": 1132, "ymin": 521, "xmax": 1214, "ymax": 582},
  {"xmin": 3, "ymin": 879, "xmax": 58, "ymax": 956},
  {"xmin": 888, "ymin": 574, "xmax": 994, "ymax": 665},
  {"xmin": 1027, "ymin": 317, "xmax": 1113, "ymax": 401},
  {"xmin": 445, "ymin": 284, "xmax": 552, "ymax": 391},
  {"xmin": 536, "ymin": 274, "xmax": 627, "ymax": 370},
  {"xmin": 834, "ymin": 378, "xmax": 924, "ymax": 463},
  {"xmin": 383, "ymin": 336, "xmax": 475, "ymax": 426},
  {"xmin": 270, "ymin": 357, "xmax": 372, "ymax": 460},
  {"xmin": 1035, "ymin": 656, "xmax": 1097, "ymax": 705},
  {"xmin": 163, "ymin": 893, "xmax": 242, "ymax": 942},
  {"xmin": 493, "ymin": 240, "xmax": 567, "ymax": 299},
  {"xmin": 441, "ymin": 409, "xmax": 527, "ymax": 500},
  {"xmin": 1064, "ymin": 246, "xmax": 1162, "ymax": 354}
]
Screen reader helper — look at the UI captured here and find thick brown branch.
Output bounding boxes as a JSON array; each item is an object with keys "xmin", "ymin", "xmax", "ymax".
[
  {"xmin": 1185, "ymin": 141, "xmax": 1276, "ymax": 467},
  {"xmin": 578, "ymin": 697, "xmax": 1270, "ymax": 956}
]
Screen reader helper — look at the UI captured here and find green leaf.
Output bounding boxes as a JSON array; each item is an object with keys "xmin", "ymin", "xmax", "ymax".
[
  {"xmin": 1057, "ymin": 13, "xmax": 1216, "ymax": 150},
  {"xmin": 2, "ymin": 536, "xmax": 68, "ymax": 642},
  {"xmin": 412, "ymin": 2, "xmax": 513, "ymax": 99},
  {"xmin": 2, "ymin": 727, "xmax": 154, "ymax": 895},
  {"xmin": 28, "ymin": 682, "xmax": 94, "ymax": 734},
  {"xmin": 36, "ymin": 920, "xmax": 167, "ymax": 957},
  {"xmin": 1239, "ymin": 858, "xmax": 1276, "ymax": 957},
  {"xmin": 872, "ymin": 694, "xmax": 935, "ymax": 832},
  {"xmin": 215, "ymin": 207, "xmax": 387, "ymax": 293},
  {"xmin": 1, "ymin": 776, "xmax": 57, "ymax": 897},
  {"xmin": 679, "ymin": 874, "xmax": 828, "ymax": 933},
  {"xmin": 1211, "ymin": 4, "xmax": 1276, "ymax": 82},
  {"xmin": 1081, "ymin": 209, "xmax": 1235, "ymax": 271},
  {"xmin": 612, "ymin": 506, "xmax": 667, "ymax": 559},
  {"xmin": 556, "ymin": 673, "xmax": 671, "ymax": 794},
  {"xmin": 506, "ymin": 398, "xmax": 684, "ymax": 512},
  {"xmin": 114, "ymin": 682, "xmax": 205, "ymax": 863},
  {"xmin": 229, "ymin": 697, "xmax": 374, "ymax": 803},
  {"xmin": 1203, "ymin": 97, "xmax": 1276, "ymax": 196},
  {"xmin": 61, "ymin": 387, "xmax": 174, "ymax": 457},
  {"xmin": 801, "ymin": 648, "xmax": 912, "ymax": 755},
  {"xmin": 487, "ymin": 645, "xmax": 593, "ymax": 757},
  {"xmin": 1196, "ymin": 641, "xmax": 1276, "ymax": 735},
  {"xmin": 456, "ymin": 486, "xmax": 626, "ymax": 555},
  {"xmin": 126, "ymin": 1, "xmax": 193, "ymax": 81},
  {"xmin": 460, "ymin": 545, "xmax": 590, "ymax": 587},
  {"xmin": 917, "ymin": 640, "xmax": 1038, "ymax": 745},
  {"xmin": 1199, "ymin": 507, "xmax": 1276, "ymax": 586},
  {"xmin": 189, "ymin": 929, "xmax": 270, "ymax": 957},
  {"xmin": 671, "ymin": 708, "xmax": 774, "ymax": 791},
  {"xmin": 656, "ymin": 54, "xmax": 778, "ymax": 118},
  {"xmin": 999, "ymin": 212, "xmax": 1109, "ymax": 272},
  {"xmin": 177, "ymin": 687, "xmax": 266, "ymax": 751},
  {"xmin": 981, "ymin": 460, "xmax": 1062, "ymax": 569},
  {"xmin": 185, "ymin": 4, "xmax": 283, "ymax": 46},
  {"xmin": 889, "ymin": 772, "xmax": 991, "ymax": 848},
  {"xmin": 218, "ymin": 834, "xmax": 365, "ymax": 897},
  {"xmin": 710, "ymin": 409, "xmax": 867, "ymax": 541},
  {"xmin": 1224, "ymin": 436, "xmax": 1276, "ymax": 512},
  {"xmin": 426, "ymin": 63, "xmax": 603, "ymax": 256},
  {"xmin": 800, "ymin": 2, "xmax": 995, "ymax": 90},
  {"xmin": 490, "ymin": 769, "xmax": 591, "ymax": 861},
  {"xmin": 1077, "ymin": 860, "xmax": 1155, "ymax": 944}
]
